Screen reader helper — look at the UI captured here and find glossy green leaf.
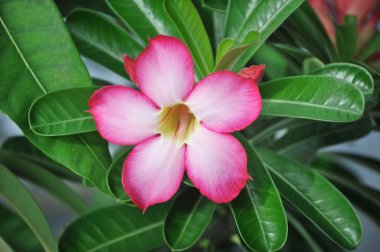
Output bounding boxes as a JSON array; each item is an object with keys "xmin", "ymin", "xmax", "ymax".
[
  {"xmin": 107, "ymin": 147, "xmax": 133, "ymax": 203},
  {"xmin": 230, "ymin": 133, "xmax": 287, "ymax": 251},
  {"xmin": 29, "ymin": 87, "xmax": 99, "ymax": 136},
  {"xmin": 224, "ymin": 0, "xmax": 304, "ymax": 71},
  {"xmin": 0, "ymin": 205, "xmax": 42, "ymax": 252},
  {"xmin": 260, "ymin": 76, "xmax": 365, "ymax": 122},
  {"xmin": 0, "ymin": 151, "xmax": 88, "ymax": 214},
  {"xmin": 272, "ymin": 43, "xmax": 313, "ymax": 62},
  {"xmin": 66, "ymin": 9, "xmax": 143, "ymax": 77},
  {"xmin": 215, "ymin": 31, "xmax": 260, "ymax": 71},
  {"xmin": 59, "ymin": 205, "xmax": 168, "ymax": 252},
  {"xmin": 215, "ymin": 38, "xmax": 235, "ymax": 65},
  {"xmin": 311, "ymin": 63, "xmax": 374, "ymax": 99},
  {"xmin": 0, "ymin": 0, "xmax": 111, "ymax": 193},
  {"xmin": 336, "ymin": 16, "xmax": 358, "ymax": 61},
  {"xmin": 258, "ymin": 149, "xmax": 363, "ymax": 250},
  {"xmin": 106, "ymin": 0, "xmax": 179, "ymax": 42},
  {"xmin": 0, "ymin": 165, "xmax": 56, "ymax": 252},
  {"xmin": 164, "ymin": 188, "xmax": 216, "ymax": 251},
  {"xmin": 164, "ymin": 0, "xmax": 214, "ymax": 78},
  {"xmin": 1, "ymin": 137, "xmax": 81, "ymax": 182}
]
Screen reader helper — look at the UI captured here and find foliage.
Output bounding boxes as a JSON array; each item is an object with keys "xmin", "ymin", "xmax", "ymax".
[{"xmin": 0, "ymin": 0, "xmax": 379, "ymax": 251}]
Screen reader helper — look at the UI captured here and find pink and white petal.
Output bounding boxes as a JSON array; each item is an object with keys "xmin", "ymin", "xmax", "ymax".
[
  {"xmin": 89, "ymin": 85, "xmax": 160, "ymax": 145},
  {"xmin": 135, "ymin": 35, "xmax": 194, "ymax": 107},
  {"xmin": 122, "ymin": 136, "xmax": 186, "ymax": 211},
  {"xmin": 186, "ymin": 71, "xmax": 261, "ymax": 133},
  {"xmin": 185, "ymin": 126, "xmax": 249, "ymax": 203}
]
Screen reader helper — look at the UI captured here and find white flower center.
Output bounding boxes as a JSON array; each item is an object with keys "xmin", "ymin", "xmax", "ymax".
[{"xmin": 158, "ymin": 104, "xmax": 199, "ymax": 144}]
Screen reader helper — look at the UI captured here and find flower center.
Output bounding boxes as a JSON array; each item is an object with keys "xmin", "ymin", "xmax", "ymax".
[{"xmin": 159, "ymin": 104, "xmax": 198, "ymax": 144}]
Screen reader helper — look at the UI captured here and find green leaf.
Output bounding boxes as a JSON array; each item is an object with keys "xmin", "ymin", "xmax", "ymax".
[
  {"xmin": 0, "ymin": 165, "xmax": 56, "ymax": 252},
  {"xmin": 164, "ymin": 0, "xmax": 214, "ymax": 78},
  {"xmin": 202, "ymin": 0, "xmax": 228, "ymax": 11},
  {"xmin": 106, "ymin": 0, "xmax": 179, "ymax": 42},
  {"xmin": 59, "ymin": 205, "xmax": 168, "ymax": 252},
  {"xmin": 29, "ymin": 87, "xmax": 98, "ymax": 136},
  {"xmin": 270, "ymin": 115, "xmax": 372, "ymax": 156},
  {"xmin": 0, "ymin": 0, "xmax": 111, "ymax": 193},
  {"xmin": 0, "ymin": 205, "xmax": 42, "ymax": 252},
  {"xmin": 0, "ymin": 151, "xmax": 89, "ymax": 214},
  {"xmin": 286, "ymin": 211, "xmax": 324, "ymax": 252},
  {"xmin": 164, "ymin": 188, "xmax": 216, "ymax": 251},
  {"xmin": 107, "ymin": 147, "xmax": 133, "ymax": 203},
  {"xmin": 336, "ymin": 15, "xmax": 358, "ymax": 61},
  {"xmin": 1, "ymin": 137, "xmax": 81, "ymax": 182},
  {"xmin": 0, "ymin": 236, "xmax": 12, "ymax": 252},
  {"xmin": 66, "ymin": 9, "xmax": 144, "ymax": 77},
  {"xmin": 215, "ymin": 38, "xmax": 235, "ymax": 65},
  {"xmin": 260, "ymin": 76, "xmax": 365, "ymax": 122},
  {"xmin": 359, "ymin": 34, "xmax": 380, "ymax": 61},
  {"xmin": 224, "ymin": 0, "xmax": 304, "ymax": 71},
  {"xmin": 303, "ymin": 57, "xmax": 324, "ymax": 74},
  {"xmin": 311, "ymin": 63, "xmax": 374, "ymax": 99},
  {"xmin": 215, "ymin": 31, "xmax": 260, "ymax": 71},
  {"xmin": 230, "ymin": 133, "xmax": 287, "ymax": 251},
  {"xmin": 326, "ymin": 152, "xmax": 380, "ymax": 174},
  {"xmin": 258, "ymin": 149, "xmax": 363, "ymax": 250}
]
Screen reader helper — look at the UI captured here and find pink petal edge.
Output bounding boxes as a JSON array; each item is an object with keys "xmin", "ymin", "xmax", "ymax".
[
  {"xmin": 88, "ymin": 85, "xmax": 160, "ymax": 146},
  {"xmin": 185, "ymin": 126, "xmax": 250, "ymax": 203},
  {"xmin": 135, "ymin": 35, "xmax": 194, "ymax": 107},
  {"xmin": 122, "ymin": 136, "xmax": 186, "ymax": 211},
  {"xmin": 186, "ymin": 71, "xmax": 262, "ymax": 133}
]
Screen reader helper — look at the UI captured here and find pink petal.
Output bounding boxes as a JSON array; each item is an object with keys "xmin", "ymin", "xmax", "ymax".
[
  {"xmin": 89, "ymin": 85, "xmax": 160, "ymax": 145},
  {"xmin": 122, "ymin": 136, "xmax": 186, "ymax": 211},
  {"xmin": 123, "ymin": 54, "xmax": 136, "ymax": 82},
  {"xmin": 334, "ymin": 0, "xmax": 379, "ymax": 25},
  {"xmin": 186, "ymin": 71, "xmax": 261, "ymax": 133},
  {"xmin": 239, "ymin": 64, "xmax": 266, "ymax": 82},
  {"xmin": 185, "ymin": 126, "xmax": 249, "ymax": 203},
  {"xmin": 135, "ymin": 35, "xmax": 194, "ymax": 107}
]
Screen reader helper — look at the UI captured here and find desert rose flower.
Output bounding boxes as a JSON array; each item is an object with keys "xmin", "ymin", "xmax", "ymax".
[{"xmin": 89, "ymin": 35, "xmax": 262, "ymax": 211}]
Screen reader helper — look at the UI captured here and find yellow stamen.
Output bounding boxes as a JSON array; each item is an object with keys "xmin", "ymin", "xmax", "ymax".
[{"xmin": 159, "ymin": 104, "xmax": 198, "ymax": 144}]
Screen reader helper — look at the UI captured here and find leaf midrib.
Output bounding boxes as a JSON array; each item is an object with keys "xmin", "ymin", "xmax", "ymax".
[
  {"xmin": 262, "ymin": 98, "xmax": 362, "ymax": 115},
  {"xmin": 88, "ymin": 221, "xmax": 163, "ymax": 252},
  {"xmin": 0, "ymin": 16, "xmax": 108, "ymax": 174},
  {"xmin": 171, "ymin": 196, "xmax": 203, "ymax": 249},
  {"xmin": 31, "ymin": 116, "xmax": 94, "ymax": 129}
]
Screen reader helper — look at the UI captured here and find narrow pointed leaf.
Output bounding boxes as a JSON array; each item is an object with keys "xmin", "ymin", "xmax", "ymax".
[
  {"xmin": 0, "ymin": 0, "xmax": 111, "ymax": 193},
  {"xmin": 0, "ymin": 152, "xmax": 88, "ymax": 214},
  {"xmin": 164, "ymin": 0, "xmax": 214, "ymax": 78},
  {"xmin": 260, "ymin": 76, "xmax": 365, "ymax": 122},
  {"xmin": 107, "ymin": 147, "xmax": 133, "ymax": 203},
  {"xmin": 164, "ymin": 188, "xmax": 216, "ymax": 251},
  {"xmin": 311, "ymin": 63, "xmax": 374, "ymax": 99},
  {"xmin": 336, "ymin": 16, "xmax": 358, "ymax": 61},
  {"xmin": 0, "ymin": 165, "xmax": 56, "ymax": 252},
  {"xmin": 66, "ymin": 9, "xmax": 143, "ymax": 77},
  {"xmin": 258, "ymin": 149, "xmax": 363, "ymax": 250},
  {"xmin": 59, "ymin": 205, "xmax": 168, "ymax": 252},
  {"xmin": 29, "ymin": 87, "xmax": 99, "ymax": 136},
  {"xmin": 230, "ymin": 133, "xmax": 287, "ymax": 252},
  {"xmin": 0, "ymin": 205, "xmax": 42, "ymax": 252},
  {"xmin": 224, "ymin": 0, "xmax": 304, "ymax": 71}
]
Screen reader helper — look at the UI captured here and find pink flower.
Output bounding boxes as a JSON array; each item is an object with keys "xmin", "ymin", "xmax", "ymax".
[{"xmin": 89, "ymin": 35, "xmax": 262, "ymax": 211}]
